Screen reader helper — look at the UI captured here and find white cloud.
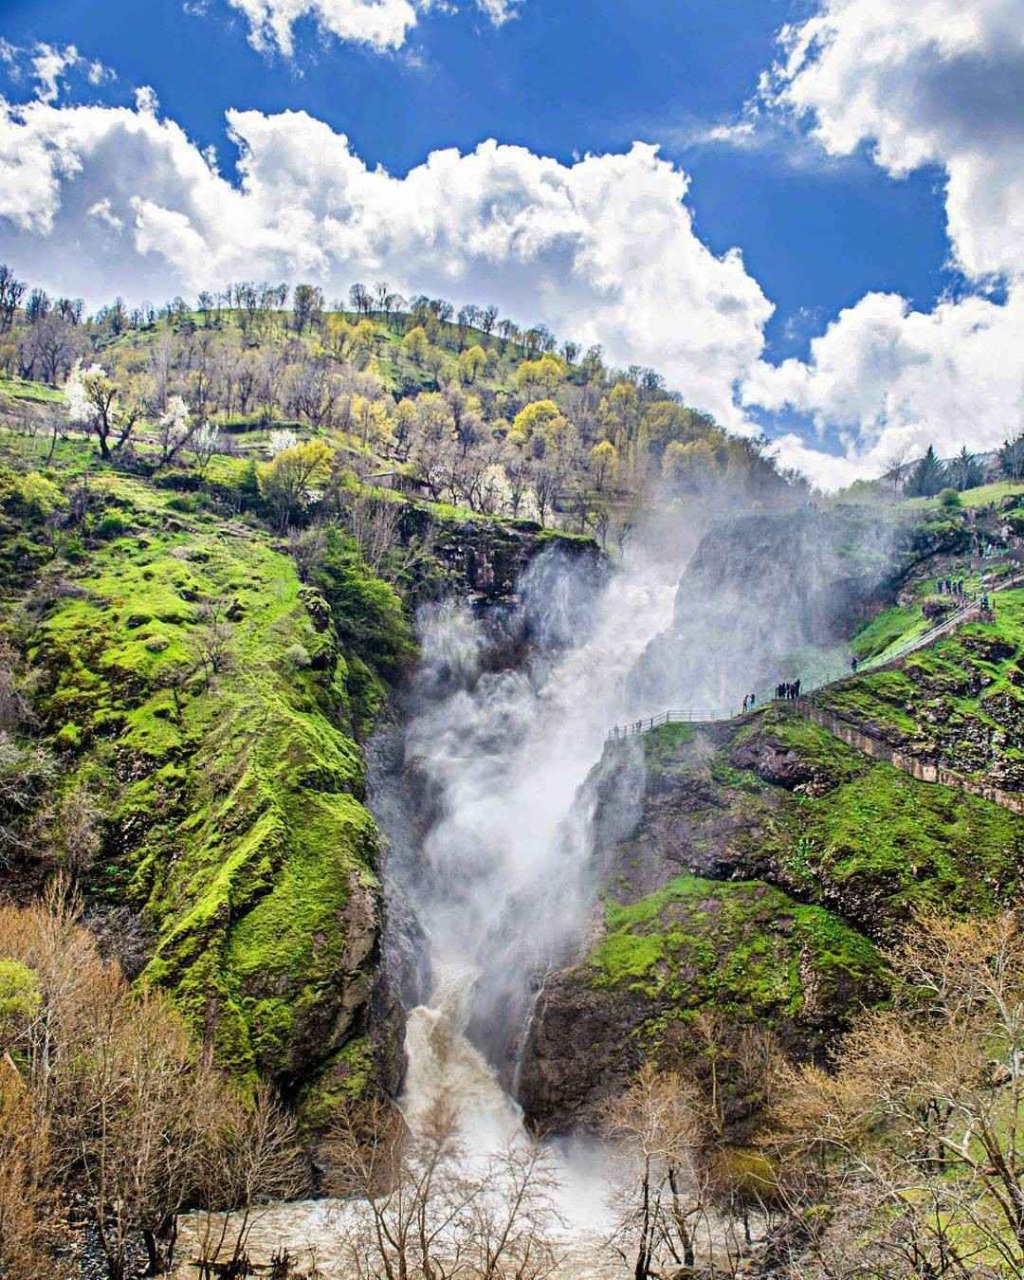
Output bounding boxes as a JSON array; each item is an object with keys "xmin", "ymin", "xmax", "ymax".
[
  {"xmin": 0, "ymin": 40, "xmax": 115, "ymax": 102},
  {"xmin": 765, "ymin": 0, "xmax": 1024, "ymax": 282},
  {"xmin": 134, "ymin": 85, "xmax": 160, "ymax": 115},
  {"xmin": 216, "ymin": 0, "xmax": 523, "ymax": 56},
  {"xmin": 0, "ymin": 99, "xmax": 772, "ymax": 429},
  {"xmin": 741, "ymin": 0, "xmax": 1024, "ymax": 487},
  {"xmin": 30, "ymin": 43, "xmax": 80, "ymax": 104},
  {"xmin": 745, "ymin": 289, "xmax": 1024, "ymax": 479},
  {"xmin": 224, "ymin": 0, "xmax": 421, "ymax": 55},
  {"xmin": 474, "ymin": 0, "xmax": 522, "ymax": 25}
]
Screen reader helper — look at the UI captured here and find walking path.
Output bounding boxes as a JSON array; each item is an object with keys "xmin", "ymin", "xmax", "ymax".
[{"xmin": 608, "ymin": 572, "xmax": 1024, "ymax": 812}]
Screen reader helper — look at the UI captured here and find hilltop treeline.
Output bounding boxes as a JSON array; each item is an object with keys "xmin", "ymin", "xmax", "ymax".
[{"xmin": 0, "ymin": 265, "xmax": 802, "ymax": 535}]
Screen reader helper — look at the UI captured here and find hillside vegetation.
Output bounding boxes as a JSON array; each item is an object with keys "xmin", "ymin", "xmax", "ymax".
[{"xmin": 0, "ymin": 266, "xmax": 800, "ymax": 543}]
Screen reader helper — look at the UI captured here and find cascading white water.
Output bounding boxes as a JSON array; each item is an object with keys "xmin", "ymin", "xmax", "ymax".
[{"xmin": 395, "ymin": 541, "xmax": 687, "ymax": 1228}]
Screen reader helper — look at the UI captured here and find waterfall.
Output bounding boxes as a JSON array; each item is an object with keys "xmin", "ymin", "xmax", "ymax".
[{"xmin": 392, "ymin": 540, "xmax": 683, "ymax": 1183}]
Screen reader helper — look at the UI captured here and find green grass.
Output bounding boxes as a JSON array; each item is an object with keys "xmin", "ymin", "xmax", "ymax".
[
  {"xmin": 821, "ymin": 588, "xmax": 1024, "ymax": 777},
  {"xmin": 851, "ymin": 604, "xmax": 930, "ymax": 662},
  {"xmin": 19, "ymin": 462, "xmax": 410, "ymax": 1098},
  {"xmin": 0, "ymin": 376, "xmax": 65, "ymax": 403},
  {"xmin": 760, "ymin": 757, "xmax": 1024, "ymax": 919},
  {"xmin": 906, "ymin": 480, "xmax": 1024, "ymax": 511},
  {"xmin": 589, "ymin": 874, "xmax": 885, "ymax": 1025}
]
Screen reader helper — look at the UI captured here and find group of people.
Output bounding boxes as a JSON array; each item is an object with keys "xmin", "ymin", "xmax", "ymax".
[
  {"xmin": 936, "ymin": 576, "xmax": 966, "ymax": 596},
  {"xmin": 742, "ymin": 681, "xmax": 803, "ymax": 713}
]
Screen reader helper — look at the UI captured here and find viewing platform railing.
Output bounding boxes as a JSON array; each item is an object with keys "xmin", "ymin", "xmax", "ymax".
[{"xmin": 606, "ymin": 579, "xmax": 1022, "ymax": 744}]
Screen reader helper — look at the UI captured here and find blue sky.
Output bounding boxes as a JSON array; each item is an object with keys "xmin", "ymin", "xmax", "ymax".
[
  {"xmin": 0, "ymin": 0, "xmax": 954, "ymax": 362},
  {"xmin": 0, "ymin": 0, "xmax": 1021, "ymax": 485}
]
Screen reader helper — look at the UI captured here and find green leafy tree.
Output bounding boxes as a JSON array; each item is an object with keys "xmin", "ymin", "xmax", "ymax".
[
  {"xmin": 904, "ymin": 444, "xmax": 947, "ymax": 498},
  {"xmin": 947, "ymin": 445, "xmax": 984, "ymax": 492},
  {"xmin": 402, "ymin": 325, "xmax": 430, "ymax": 366},
  {"xmin": 589, "ymin": 439, "xmax": 618, "ymax": 491},
  {"xmin": 256, "ymin": 438, "xmax": 334, "ymax": 527},
  {"xmin": 458, "ymin": 344, "xmax": 487, "ymax": 384}
]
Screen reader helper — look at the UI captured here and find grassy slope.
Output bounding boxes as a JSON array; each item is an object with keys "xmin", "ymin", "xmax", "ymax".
[
  {"xmin": 8, "ymin": 451, "xmax": 410, "ymax": 1111},
  {"xmin": 826, "ymin": 587, "xmax": 1024, "ymax": 782},
  {"xmin": 590, "ymin": 872, "xmax": 884, "ymax": 1020},
  {"xmin": 583, "ymin": 696, "xmax": 1024, "ymax": 1049}
]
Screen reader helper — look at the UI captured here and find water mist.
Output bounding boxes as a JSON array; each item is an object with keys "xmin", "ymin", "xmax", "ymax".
[{"xmin": 387, "ymin": 539, "xmax": 687, "ymax": 1167}]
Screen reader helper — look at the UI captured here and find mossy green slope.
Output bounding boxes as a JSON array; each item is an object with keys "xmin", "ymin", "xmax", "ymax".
[
  {"xmin": 590, "ymin": 873, "xmax": 884, "ymax": 1024},
  {"xmin": 24, "ymin": 467, "xmax": 410, "ymax": 1100},
  {"xmin": 635, "ymin": 710, "xmax": 1024, "ymax": 934},
  {"xmin": 825, "ymin": 587, "xmax": 1024, "ymax": 788}
]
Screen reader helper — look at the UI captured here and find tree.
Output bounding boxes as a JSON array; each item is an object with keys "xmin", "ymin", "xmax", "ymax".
[
  {"xmin": 325, "ymin": 1095, "xmax": 560, "ymax": 1280},
  {"xmin": 515, "ymin": 355, "xmax": 566, "ymax": 399},
  {"xmin": 18, "ymin": 314, "xmax": 77, "ymax": 386},
  {"xmin": 25, "ymin": 288, "xmax": 51, "ymax": 325},
  {"xmin": 402, "ymin": 325, "xmax": 430, "ymax": 366},
  {"xmin": 0, "ymin": 887, "xmax": 223, "ymax": 1280},
  {"xmin": 947, "ymin": 446, "xmax": 984, "ymax": 492},
  {"xmin": 55, "ymin": 297, "xmax": 84, "ymax": 326},
  {"xmin": 292, "ymin": 284, "xmax": 324, "ymax": 333},
  {"xmin": 766, "ymin": 913, "xmax": 1024, "ymax": 1280},
  {"xmin": 285, "ymin": 361, "xmax": 342, "ymax": 430},
  {"xmin": 589, "ymin": 439, "xmax": 618, "ymax": 490},
  {"xmin": 999, "ymin": 431, "xmax": 1024, "ymax": 481},
  {"xmin": 256, "ymin": 439, "xmax": 335, "ymax": 528},
  {"xmin": 349, "ymin": 283, "xmax": 372, "ymax": 318},
  {"xmin": 458, "ymin": 344, "xmax": 487, "ymax": 384},
  {"xmin": 0, "ymin": 264, "xmax": 25, "ymax": 332},
  {"xmin": 155, "ymin": 395, "xmax": 199, "ymax": 466},
  {"xmin": 0, "ymin": 1063, "xmax": 60, "ymax": 1280},
  {"xmin": 191, "ymin": 1084, "xmax": 306, "ymax": 1276},
  {"xmin": 65, "ymin": 363, "xmax": 146, "ymax": 460},
  {"xmin": 603, "ymin": 1064, "xmax": 707, "ymax": 1279},
  {"xmin": 904, "ymin": 444, "xmax": 946, "ymax": 498},
  {"xmin": 881, "ymin": 443, "xmax": 912, "ymax": 494}
]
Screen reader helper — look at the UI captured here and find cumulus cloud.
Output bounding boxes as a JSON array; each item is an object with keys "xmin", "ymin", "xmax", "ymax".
[
  {"xmin": 219, "ymin": 0, "xmax": 520, "ymax": 56},
  {"xmin": 741, "ymin": 0, "xmax": 1024, "ymax": 487},
  {"xmin": 0, "ymin": 98, "xmax": 771, "ymax": 428},
  {"xmin": 765, "ymin": 0, "xmax": 1024, "ymax": 281},
  {"xmin": 746, "ymin": 289, "xmax": 1024, "ymax": 477}
]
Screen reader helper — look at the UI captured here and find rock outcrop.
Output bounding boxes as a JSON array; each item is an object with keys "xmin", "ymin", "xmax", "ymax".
[{"xmin": 517, "ymin": 704, "xmax": 1024, "ymax": 1132}]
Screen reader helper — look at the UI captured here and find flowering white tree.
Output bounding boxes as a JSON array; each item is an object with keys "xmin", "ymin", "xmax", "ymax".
[
  {"xmin": 188, "ymin": 423, "xmax": 223, "ymax": 477},
  {"xmin": 66, "ymin": 360, "xmax": 145, "ymax": 460},
  {"xmin": 266, "ymin": 428, "xmax": 297, "ymax": 458},
  {"xmin": 156, "ymin": 394, "xmax": 197, "ymax": 466}
]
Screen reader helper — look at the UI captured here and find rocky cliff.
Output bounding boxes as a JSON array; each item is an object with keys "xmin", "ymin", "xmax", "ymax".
[
  {"xmin": 518, "ymin": 701, "xmax": 1024, "ymax": 1132},
  {"xmin": 0, "ymin": 450, "xmax": 593, "ymax": 1134}
]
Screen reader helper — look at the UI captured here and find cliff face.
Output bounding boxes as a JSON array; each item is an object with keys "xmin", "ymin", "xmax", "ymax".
[
  {"xmin": 1, "ymin": 453, "xmax": 589, "ymax": 1133},
  {"xmin": 517, "ymin": 704, "xmax": 1024, "ymax": 1132},
  {"xmin": 396, "ymin": 502, "xmax": 601, "ymax": 609}
]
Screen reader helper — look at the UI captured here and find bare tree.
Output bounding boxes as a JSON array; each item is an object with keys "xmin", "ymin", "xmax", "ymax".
[
  {"xmin": 325, "ymin": 1094, "xmax": 560, "ymax": 1280},
  {"xmin": 881, "ymin": 443, "xmax": 912, "ymax": 495},
  {"xmin": 0, "ymin": 264, "xmax": 26, "ymax": 332},
  {"xmin": 192, "ymin": 1084, "xmax": 307, "ymax": 1276},
  {"xmin": 602, "ymin": 1064, "xmax": 709, "ymax": 1280},
  {"xmin": 764, "ymin": 913, "xmax": 1024, "ymax": 1279}
]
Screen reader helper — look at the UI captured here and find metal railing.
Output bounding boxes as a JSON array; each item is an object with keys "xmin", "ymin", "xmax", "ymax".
[{"xmin": 607, "ymin": 576, "xmax": 1021, "ymax": 744}]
